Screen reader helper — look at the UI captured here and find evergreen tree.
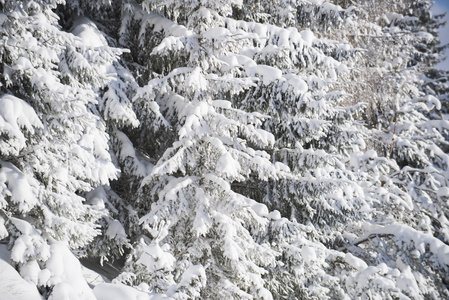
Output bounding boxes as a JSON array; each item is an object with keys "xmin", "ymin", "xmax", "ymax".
[
  {"xmin": 0, "ymin": 0, "xmax": 131, "ymax": 298},
  {"xmin": 113, "ymin": 2, "xmax": 289, "ymax": 298}
]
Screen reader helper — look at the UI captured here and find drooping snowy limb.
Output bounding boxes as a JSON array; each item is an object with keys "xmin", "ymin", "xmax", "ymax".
[
  {"xmin": 71, "ymin": 16, "xmax": 139, "ymax": 128},
  {"xmin": 81, "ymin": 185, "xmax": 134, "ymax": 264},
  {"xmin": 112, "ymin": 129, "xmax": 151, "ymax": 179},
  {"xmin": 350, "ymin": 223, "xmax": 449, "ymax": 297},
  {"xmin": 0, "ymin": 94, "xmax": 43, "ymax": 156}
]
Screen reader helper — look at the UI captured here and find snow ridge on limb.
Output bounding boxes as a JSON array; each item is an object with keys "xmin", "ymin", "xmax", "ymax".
[{"xmin": 355, "ymin": 223, "xmax": 449, "ymax": 267}]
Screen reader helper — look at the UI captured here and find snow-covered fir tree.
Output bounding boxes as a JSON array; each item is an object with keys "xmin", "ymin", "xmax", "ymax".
[
  {"xmin": 0, "ymin": 0, "xmax": 136, "ymax": 298},
  {"xmin": 0, "ymin": 0, "xmax": 448, "ymax": 299}
]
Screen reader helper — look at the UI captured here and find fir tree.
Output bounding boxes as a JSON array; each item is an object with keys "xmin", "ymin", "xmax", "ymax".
[{"xmin": 0, "ymin": 0, "xmax": 130, "ymax": 298}]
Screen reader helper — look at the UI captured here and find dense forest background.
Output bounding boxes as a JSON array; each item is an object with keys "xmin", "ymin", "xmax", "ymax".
[{"xmin": 1, "ymin": 0, "xmax": 449, "ymax": 299}]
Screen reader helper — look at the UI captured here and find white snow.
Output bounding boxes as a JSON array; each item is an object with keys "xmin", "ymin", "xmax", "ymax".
[
  {"xmin": 234, "ymin": 54, "xmax": 257, "ymax": 68},
  {"xmin": 395, "ymin": 259, "xmax": 421, "ymax": 297},
  {"xmin": 248, "ymin": 65, "xmax": 282, "ymax": 85},
  {"xmin": 344, "ymin": 253, "xmax": 368, "ymax": 271},
  {"xmin": 106, "ymin": 219, "xmax": 127, "ymax": 239},
  {"xmin": 300, "ymin": 30, "xmax": 315, "ymax": 47},
  {"xmin": 184, "ymin": 67, "xmax": 209, "ymax": 91},
  {"xmin": 85, "ymin": 186, "xmax": 107, "ymax": 210},
  {"xmin": 203, "ymin": 27, "xmax": 231, "ymax": 40},
  {"xmin": 438, "ymin": 187, "xmax": 449, "ymax": 202},
  {"xmin": 81, "ymin": 265, "xmax": 108, "ymax": 287},
  {"xmin": 267, "ymin": 210, "xmax": 281, "ymax": 220},
  {"xmin": 0, "ymin": 94, "xmax": 43, "ymax": 154},
  {"xmin": 284, "ymin": 75, "xmax": 309, "ymax": 96},
  {"xmin": 0, "ymin": 163, "xmax": 39, "ymax": 213},
  {"xmin": 72, "ymin": 17, "xmax": 139, "ymax": 127},
  {"xmin": 424, "ymin": 95, "xmax": 441, "ymax": 110},
  {"xmin": 172, "ymin": 264, "xmax": 206, "ymax": 289},
  {"xmin": 301, "ymin": 246, "xmax": 317, "ymax": 265},
  {"xmin": 1, "ymin": 1, "xmax": 447, "ymax": 300},
  {"xmin": 0, "ymin": 245, "xmax": 42, "ymax": 300},
  {"xmin": 139, "ymin": 11, "xmax": 190, "ymax": 38},
  {"xmin": 152, "ymin": 36, "xmax": 184, "ymax": 54},
  {"xmin": 93, "ymin": 282, "xmax": 166, "ymax": 300},
  {"xmin": 216, "ymin": 152, "xmax": 241, "ymax": 178},
  {"xmin": 137, "ymin": 242, "xmax": 176, "ymax": 273},
  {"xmin": 44, "ymin": 243, "xmax": 97, "ymax": 300},
  {"xmin": 13, "ymin": 57, "xmax": 33, "ymax": 71},
  {"xmin": 114, "ymin": 129, "xmax": 148, "ymax": 177},
  {"xmin": 71, "ymin": 17, "xmax": 107, "ymax": 48},
  {"xmin": 0, "ymin": 215, "xmax": 7, "ymax": 239},
  {"xmin": 0, "ymin": 259, "xmax": 42, "ymax": 300},
  {"xmin": 212, "ymin": 99, "xmax": 233, "ymax": 109},
  {"xmin": 250, "ymin": 201, "xmax": 270, "ymax": 217}
]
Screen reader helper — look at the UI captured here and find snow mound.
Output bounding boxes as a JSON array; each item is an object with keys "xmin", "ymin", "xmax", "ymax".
[
  {"xmin": 93, "ymin": 283, "xmax": 168, "ymax": 300},
  {"xmin": 248, "ymin": 65, "xmax": 282, "ymax": 85},
  {"xmin": 0, "ymin": 245, "xmax": 42, "ymax": 300},
  {"xmin": 45, "ymin": 243, "xmax": 97, "ymax": 300},
  {"xmin": 71, "ymin": 17, "xmax": 107, "ymax": 47}
]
